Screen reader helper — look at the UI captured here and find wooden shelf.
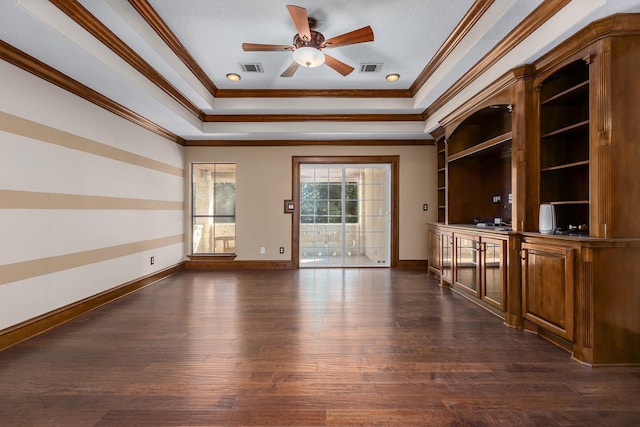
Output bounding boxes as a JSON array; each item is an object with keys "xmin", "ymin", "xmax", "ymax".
[
  {"xmin": 548, "ymin": 200, "xmax": 589, "ymax": 205},
  {"xmin": 541, "ymin": 160, "xmax": 589, "ymax": 172},
  {"xmin": 447, "ymin": 131, "xmax": 512, "ymax": 162},
  {"xmin": 541, "ymin": 120, "xmax": 589, "ymax": 138},
  {"xmin": 541, "ymin": 80, "xmax": 589, "ymax": 105}
]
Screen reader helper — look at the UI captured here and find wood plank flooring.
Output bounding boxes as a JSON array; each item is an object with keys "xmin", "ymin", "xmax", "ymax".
[{"xmin": 1, "ymin": 269, "xmax": 639, "ymax": 426}]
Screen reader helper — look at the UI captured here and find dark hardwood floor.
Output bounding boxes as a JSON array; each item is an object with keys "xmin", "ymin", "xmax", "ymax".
[{"xmin": 1, "ymin": 269, "xmax": 639, "ymax": 426}]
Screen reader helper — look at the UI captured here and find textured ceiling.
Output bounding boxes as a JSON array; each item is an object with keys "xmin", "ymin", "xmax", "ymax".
[{"xmin": 2, "ymin": 0, "xmax": 640, "ymax": 142}]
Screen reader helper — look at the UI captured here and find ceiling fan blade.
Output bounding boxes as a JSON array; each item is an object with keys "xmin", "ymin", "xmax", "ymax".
[
  {"xmin": 323, "ymin": 26, "xmax": 374, "ymax": 48},
  {"xmin": 242, "ymin": 43, "xmax": 293, "ymax": 52},
  {"xmin": 324, "ymin": 54, "xmax": 354, "ymax": 76},
  {"xmin": 286, "ymin": 5, "xmax": 311, "ymax": 41},
  {"xmin": 280, "ymin": 61, "xmax": 300, "ymax": 77}
]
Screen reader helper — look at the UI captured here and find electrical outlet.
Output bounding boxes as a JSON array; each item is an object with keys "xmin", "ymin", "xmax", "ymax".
[
  {"xmin": 492, "ymin": 195, "xmax": 501, "ymax": 203},
  {"xmin": 422, "ymin": 203, "xmax": 429, "ymax": 211},
  {"xmin": 150, "ymin": 256, "xmax": 154, "ymax": 265},
  {"xmin": 260, "ymin": 247, "xmax": 266, "ymax": 255},
  {"xmin": 279, "ymin": 247, "xmax": 285, "ymax": 254}
]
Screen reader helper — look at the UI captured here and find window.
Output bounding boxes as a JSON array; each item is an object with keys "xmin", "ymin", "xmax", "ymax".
[
  {"xmin": 191, "ymin": 163, "xmax": 236, "ymax": 254},
  {"xmin": 300, "ymin": 182, "xmax": 359, "ymax": 224}
]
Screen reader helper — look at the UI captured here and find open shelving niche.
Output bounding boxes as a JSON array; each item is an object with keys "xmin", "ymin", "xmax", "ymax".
[
  {"xmin": 435, "ymin": 129, "xmax": 446, "ymax": 223},
  {"xmin": 445, "ymin": 104, "xmax": 513, "ymax": 227},
  {"xmin": 537, "ymin": 59, "xmax": 590, "ymax": 232}
]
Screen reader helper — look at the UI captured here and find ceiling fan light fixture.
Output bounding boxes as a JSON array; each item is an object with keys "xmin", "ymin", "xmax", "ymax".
[
  {"xmin": 293, "ymin": 46, "xmax": 325, "ymax": 68},
  {"xmin": 385, "ymin": 73, "xmax": 400, "ymax": 82},
  {"xmin": 226, "ymin": 73, "xmax": 241, "ymax": 82}
]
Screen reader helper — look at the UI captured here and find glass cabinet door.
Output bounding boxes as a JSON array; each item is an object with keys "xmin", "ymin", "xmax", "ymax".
[
  {"xmin": 481, "ymin": 237, "xmax": 506, "ymax": 310},
  {"xmin": 441, "ymin": 232, "xmax": 453, "ymax": 284},
  {"xmin": 455, "ymin": 235, "xmax": 479, "ymax": 296}
]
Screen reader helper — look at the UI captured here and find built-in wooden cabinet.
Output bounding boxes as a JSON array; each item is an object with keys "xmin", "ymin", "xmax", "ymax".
[
  {"xmin": 432, "ymin": 127, "xmax": 447, "ymax": 224},
  {"xmin": 429, "ymin": 225, "xmax": 511, "ymax": 320},
  {"xmin": 537, "ymin": 60, "xmax": 590, "ymax": 231},
  {"xmin": 521, "ymin": 242, "xmax": 575, "ymax": 343},
  {"xmin": 428, "ymin": 14, "xmax": 640, "ymax": 365},
  {"xmin": 519, "ymin": 234, "xmax": 640, "ymax": 365},
  {"xmin": 454, "ymin": 232, "xmax": 507, "ymax": 313},
  {"xmin": 445, "ymin": 103, "xmax": 513, "ymax": 226}
]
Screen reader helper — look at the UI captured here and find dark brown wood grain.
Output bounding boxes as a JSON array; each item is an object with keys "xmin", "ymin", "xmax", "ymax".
[{"xmin": 1, "ymin": 269, "xmax": 639, "ymax": 426}]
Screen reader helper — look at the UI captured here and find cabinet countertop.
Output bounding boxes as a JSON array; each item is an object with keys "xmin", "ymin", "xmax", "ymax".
[{"xmin": 428, "ymin": 223, "xmax": 640, "ymax": 246}]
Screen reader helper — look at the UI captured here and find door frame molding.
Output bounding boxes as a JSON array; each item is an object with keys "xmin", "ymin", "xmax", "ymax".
[{"xmin": 291, "ymin": 155, "xmax": 400, "ymax": 268}]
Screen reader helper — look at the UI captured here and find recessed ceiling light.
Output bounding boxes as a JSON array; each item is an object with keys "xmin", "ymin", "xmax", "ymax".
[
  {"xmin": 226, "ymin": 73, "xmax": 241, "ymax": 82},
  {"xmin": 385, "ymin": 73, "xmax": 400, "ymax": 82}
]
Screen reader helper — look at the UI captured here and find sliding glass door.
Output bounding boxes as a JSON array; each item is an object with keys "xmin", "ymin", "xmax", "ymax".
[{"xmin": 299, "ymin": 164, "xmax": 390, "ymax": 267}]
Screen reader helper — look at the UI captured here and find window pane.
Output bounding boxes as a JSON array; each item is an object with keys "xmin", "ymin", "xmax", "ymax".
[
  {"xmin": 316, "ymin": 183, "xmax": 328, "ymax": 200},
  {"xmin": 299, "ymin": 181, "xmax": 359, "ymax": 225},
  {"xmin": 192, "ymin": 164, "xmax": 214, "ymax": 216},
  {"xmin": 214, "ymin": 182, "xmax": 235, "ymax": 216},
  {"xmin": 315, "ymin": 201, "xmax": 328, "ymax": 217},
  {"xmin": 345, "ymin": 183, "xmax": 358, "ymax": 200},
  {"xmin": 329, "ymin": 183, "xmax": 341, "ymax": 200},
  {"xmin": 301, "ymin": 183, "xmax": 316, "ymax": 200},
  {"xmin": 192, "ymin": 163, "xmax": 236, "ymax": 254},
  {"xmin": 345, "ymin": 200, "xmax": 358, "ymax": 216},
  {"xmin": 301, "ymin": 200, "xmax": 314, "ymax": 215},
  {"xmin": 315, "ymin": 215, "xmax": 328, "ymax": 224}
]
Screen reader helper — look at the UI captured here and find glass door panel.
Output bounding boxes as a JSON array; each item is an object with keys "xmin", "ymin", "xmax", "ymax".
[
  {"xmin": 455, "ymin": 235, "xmax": 479, "ymax": 296},
  {"xmin": 441, "ymin": 232, "xmax": 453, "ymax": 283},
  {"xmin": 300, "ymin": 164, "xmax": 390, "ymax": 267},
  {"xmin": 481, "ymin": 238, "xmax": 506, "ymax": 310}
]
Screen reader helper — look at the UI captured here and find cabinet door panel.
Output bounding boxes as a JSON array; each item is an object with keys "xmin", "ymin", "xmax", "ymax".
[
  {"xmin": 482, "ymin": 237, "xmax": 507, "ymax": 310},
  {"xmin": 455, "ymin": 234, "xmax": 480, "ymax": 297},
  {"xmin": 428, "ymin": 228, "xmax": 441, "ymax": 276},
  {"xmin": 521, "ymin": 243, "xmax": 575, "ymax": 340},
  {"xmin": 441, "ymin": 232, "xmax": 453, "ymax": 284}
]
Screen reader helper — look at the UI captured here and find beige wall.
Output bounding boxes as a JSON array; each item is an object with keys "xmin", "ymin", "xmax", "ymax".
[
  {"xmin": 0, "ymin": 61, "xmax": 185, "ymax": 330},
  {"xmin": 0, "ymin": 59, "xmax": 437, "ymax": 332},
  {"xmin": 185, "ymin": 145, "xmax": 437, "ymax": 261}
]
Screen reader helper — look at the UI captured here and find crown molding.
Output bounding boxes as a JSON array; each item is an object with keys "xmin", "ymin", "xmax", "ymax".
[
  {"xmin": 203, "ymin": 113, "xmax": 425, "ymax": 122},
  {"xmin": 409, "ymin": 0, "xmax": 495, "ymax": 96},
  {"xmin": 0, "ymin": 40, "xmax": 184, "ymax": 145},
  {"xmin": 184, "ymin": 139, "xmax": 433, "ymax": 147},
  {"xmin": 214, "ymin": 89, "xmax": 412, "ymax": 98},
  {"xmin": 128, "ymin": 0, "xmax": 218, "ymax": 97},
  {"xmin": 50, "ymin": 0, "xmax": 203, "ymax": 120},
  {"xmin": 425, "ymin": 0, "xmax": 571, "ymax": 118}
]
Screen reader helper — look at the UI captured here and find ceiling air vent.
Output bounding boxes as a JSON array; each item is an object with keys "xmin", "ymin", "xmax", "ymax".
[
  {"xmin": 240, "ymin": 63, "xmax": 263, "ymax": 73},
  {"xmin": 360, "ymin": 63, "xmax": 382, "ymax": 73}
]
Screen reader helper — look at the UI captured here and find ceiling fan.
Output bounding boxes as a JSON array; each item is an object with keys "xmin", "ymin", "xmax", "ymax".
[{"xmin": 241, "ymin": 5, "xmax": 374, "ymax": 77}]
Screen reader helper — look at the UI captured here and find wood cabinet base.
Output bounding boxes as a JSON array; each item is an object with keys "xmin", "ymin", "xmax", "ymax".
[{"xmin": 521, "ymin": 235, "xmax": 640, "ymax": 366}]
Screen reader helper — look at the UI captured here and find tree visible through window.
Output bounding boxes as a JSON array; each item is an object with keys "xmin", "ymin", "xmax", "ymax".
[
  {"xmin": 192, "ymin": 163, "xmax": 236, "ymax": 254},
  {"xmin": 300, "ymin": 182, "xmax": 359, "ymax": 224}
]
